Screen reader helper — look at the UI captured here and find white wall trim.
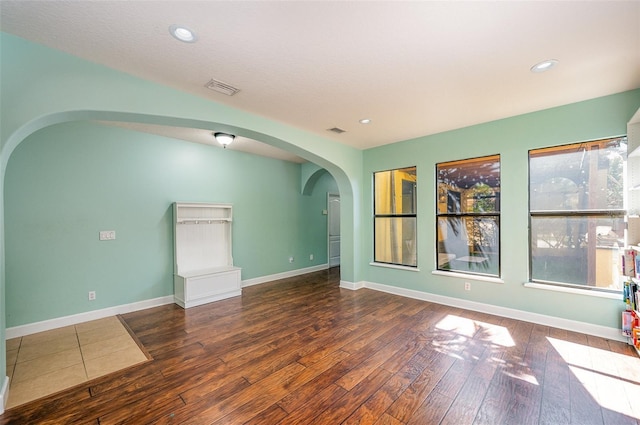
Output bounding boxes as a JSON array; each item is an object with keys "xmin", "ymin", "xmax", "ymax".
[
  {"xmin": 369, "ymin": 262, "xmax": 420, "ymax": 272},
  {"xmin": 347, "ymin": 280, "xmax": 625, "ymax": 342},
  {"xmin": 523, "ymin": 281, "xmax": 621, "ymax": 300},
  {"xmin": 339, "ymin": 280, "xmax": 365, "ymax": 290},
  {"xmin": 242, "ymin": 264, "xmax": 329, "ymax": 288},
  {"xmin": 5, "ymin": 295, "xmax": 175, "ymax": 339},
  {"xmin": 6, "ymin": 265, "xmax": 332, "ymax": 339},
  {"xmin": 431, "ymin": 270, "xmax": 504, "ymax": 285},
  {"xmin": 0, "ymin": 376, "xmax": 8, "ymax": 415}
]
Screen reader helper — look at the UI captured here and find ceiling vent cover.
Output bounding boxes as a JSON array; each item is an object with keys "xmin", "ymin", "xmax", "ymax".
[
  {"xmin": 327, "ymin": 127, "xmax": 347, "ymax": 134},
  {"xmin": 205, "ymin": 79, "xmax": 240, "ymax": 96}
]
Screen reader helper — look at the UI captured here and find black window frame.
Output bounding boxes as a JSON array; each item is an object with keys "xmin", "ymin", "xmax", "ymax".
[
  {"xmin": 436, "ymin": 154, "xmax": 501, "ymax": 278},
  {"xmin": 528, "ymin": 136, "xmax": 627, "ymax": 292},
  {"xmin": 373, "ymin": 166, "xmax": 418, "ymax": 267}
]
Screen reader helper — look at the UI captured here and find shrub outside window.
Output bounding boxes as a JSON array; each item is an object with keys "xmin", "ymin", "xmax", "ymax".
[
  {"xmin": 436, "ymin": 155, "xmax": 500, "ymax": 277},
  {"xmin": 374, "ymin": 167, "xmax": 417, "ymax": 267},
  {"xmin": 529, "ymin": 137, "xmax": 627, "ymax": 291}
]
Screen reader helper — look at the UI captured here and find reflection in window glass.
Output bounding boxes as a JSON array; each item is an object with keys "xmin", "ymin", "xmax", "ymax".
[
  {"xmin": 436, "ymin": 155, "xmax": 500, "ymax": 277},
  {"xmin": 531, "ymin": 216, "xmax": 625, "ymax": 286},
  {"xmin": 374, "ymin": 167, "xmax": 417, "ymax": 267},
  {"xmin": 529, "ymin": 137, "xmax": 627, "ymax": 291},
  {"xmin": 530, "ymin": 140, "xmax": 625, "ymax": 211},
  {"xmin": 375, "ymin": 217, "xmax": 417, "ymax": 266}
]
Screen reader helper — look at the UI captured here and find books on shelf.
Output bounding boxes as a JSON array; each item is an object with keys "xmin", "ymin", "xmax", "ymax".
[
  {"xmin": 624, "ymin": 280, "xmax": 639, "ymax": 312},
  {"xmin": 622, "ymin": 282, "xmax": 640, "ymax": 351},
  {"xmin": 623, "ymin": 310, "xmax": 634, "ymax": 338},
  {"xmin": 622, "ymin": 248, "xmax": 637, "ymax": 277}
]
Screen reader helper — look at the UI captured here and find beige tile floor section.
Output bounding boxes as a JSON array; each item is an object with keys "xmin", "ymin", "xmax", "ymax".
[{"xmin": 5, "ymin": 316, "xmax": 148, "ymax": 409}]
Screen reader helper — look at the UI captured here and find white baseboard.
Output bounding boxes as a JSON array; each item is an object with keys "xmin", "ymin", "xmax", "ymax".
[
  {"xmin": 0, "ymin": 375, "xmax": 8, "ymax": 415},
  {"xmin": 5, "ymin": 265, "xmax": 331, "ymax": 339},
  {"xmin": 242, "ymin": 264, "xmax": 329, "ymax": 288},
  {"xmin": 344, "ymin": 280, "xmax": 625, "ymax": 342},
  {"xmin": 5, "ymin": 295, "xmax": 175, "ymax": 339},
  {"xmin": 339, "ymin": 280, "xmax": 365, "ymax": 290}
]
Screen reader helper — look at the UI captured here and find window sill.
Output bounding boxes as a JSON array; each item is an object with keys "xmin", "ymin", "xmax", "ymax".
[
  {"xmin": 523, "ymin": 281, "xmax": 620, "ymax": 300},
  {"xmin": 431, "ymin": 270, "xmax": 503, "ymax": 284},
  {"xmin": 369, "ymin": 262, "xmax": 420, "ymax": 272}
]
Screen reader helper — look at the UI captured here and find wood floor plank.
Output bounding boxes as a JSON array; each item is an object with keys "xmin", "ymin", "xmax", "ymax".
[
  {"xmin": 406, "ymin": 389, "xmax": 454, "ymax": 425},
  {"xmin": 3, "ymin": 267, "xmax": 640, "ymax": 425},
  {"xmin": 438, "ymin": 340, "xmax": 503, "ymax": 425},
  {"xmin": 277, "ymin": 383, "xmax": 348, "ymax": 425},
  {"xmin": 568, "ymin": 354, "xmax": 605, "ymax": 425},
  {"xmin": 161, "ymin": 363, "xmax": 305, "ymax": 425},
  {"xmin": 335, "ymin": 337, "xmax": 404, "ymax": 391},
  {"xmin": 374, "ymin": 413, "xmax": 405, "ymax": 425},
  {"xmin": 241, "ymin": 404, "xmax": 289, "ymax": 425},
  {"xmin": 276, "ymin": 350, "xmax": 353, "ymax": 414},
  {"xmin": 307, "ymin": 367, "xmax": 392, "ymax": 424},
  {"xmin": 342, "ymin": 365, "xmax": 423, "ymax": 425},
  {"xmin": 385, "ymin": 350, "xmax": 456, "ymax": 423},
  {"xmin": 97, "ymin": 395, "xmax": 185, "ymax": 425}
]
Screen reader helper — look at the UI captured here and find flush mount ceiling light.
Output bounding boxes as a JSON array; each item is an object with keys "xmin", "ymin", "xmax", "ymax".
[
  {"xmin": 359, "ymin": 118, "xmax": 372, "ymax": 124},
  {"xmin": 530, "ymin": 59, "xmax": 559, "ymax": 73},
  {"xmin": 214, "ymin": 132, "xmax": 235, "ymax": 148},
  {"xmin": 169, "ymin": 24, "xmax": 197, "ymax": 43}
]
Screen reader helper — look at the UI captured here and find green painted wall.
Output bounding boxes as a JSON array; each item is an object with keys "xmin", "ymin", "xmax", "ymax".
[
  {"xmin": 363, "ymin": 89, "xmax": 640, "ymax": 329},
  {"xmin": 4, "ymin": 121, "xmax": 337, "ymax": 327}
]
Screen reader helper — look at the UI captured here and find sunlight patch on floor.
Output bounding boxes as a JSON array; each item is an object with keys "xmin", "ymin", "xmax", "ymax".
[
  {"xmin": 435, "ymin": 314, "xmax": 515, "ymax": 347},
  {"xmin": 548, "ymin": 336, "xmax": 640, "ymax": 419}
]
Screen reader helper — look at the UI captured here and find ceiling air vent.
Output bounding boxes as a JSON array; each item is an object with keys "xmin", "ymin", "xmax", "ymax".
[
  {"xmin": 205, "ymin": 79, "xmax": 240, "ymax": 96},
  {"xmin": 327, "ymin": 127, "xmax": 347, "ymax": 134}
]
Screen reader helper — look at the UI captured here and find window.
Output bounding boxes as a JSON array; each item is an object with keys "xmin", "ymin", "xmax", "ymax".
[
  {"xmin": 436, "ymin": 155, "xmax": 500, "ymax": 277},
  {"xmin": 373, "ymin": 166, "xmax": 417, "ymax": 267},
  {"xmin": 529, "ymin": 137, "xmax": 627, "ymax": 291}
]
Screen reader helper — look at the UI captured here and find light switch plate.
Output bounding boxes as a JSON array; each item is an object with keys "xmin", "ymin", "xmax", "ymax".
[{"xmin": 99, "ymin": 230, "xmax": 116, "ymax": 241}]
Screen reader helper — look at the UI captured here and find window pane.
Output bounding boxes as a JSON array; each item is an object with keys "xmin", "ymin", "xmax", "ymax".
[
  {"xmin": 530, "ymin": 215, "xmax": 625, "ymax": 290},
  {"xmin": 374, "ymin": 167, "xmax": 417, "ymax": 215},
  {"xmin": 374, "ymin": 217, "xmax": 417, "ymax": 266},
  {"xmin": 530, "ymin": 139, "xmax": 626, "ymax": 211},
  {"xmin": 437, "ymin": 156, "xmax": 500, "ymax": 213},
  {"xmin": 437, "ymin": 216, "xmax": 499, "ymax": 276}
]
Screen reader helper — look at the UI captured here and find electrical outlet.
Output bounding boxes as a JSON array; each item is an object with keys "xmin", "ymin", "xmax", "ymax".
[
  {"xmin": 88, "ymin": 291, "xmax": 96, "ymax": 301},
  {"xmin": 289, "ymin": 256, "xmax": 294, "ymax": 263},
  {"xmin": 309, "ymin": 254, "xmax": 314, "ymax": 261},
  {"xmin": 464, "ymin": 282, "xmax": 471, "ymax": 291},
  {"xmin": 99, "ymin": 230, "xmax": 116, "ymax": 241}
]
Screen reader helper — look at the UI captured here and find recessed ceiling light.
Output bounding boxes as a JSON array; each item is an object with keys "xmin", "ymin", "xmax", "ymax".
[
  {"xmin": 359, "ymin": 118, "xmax": 372, "ymax": 124},
  {"xmin": 169, "ymin": 25, "xmax": 197, "ymax": 43},
  {"xmin": 530, "ymin": 59, "xmax": 558, "ymax": 73}
]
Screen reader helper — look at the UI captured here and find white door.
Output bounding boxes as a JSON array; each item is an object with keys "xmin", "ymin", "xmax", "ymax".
[{"xmin": 328, "ymin": 194, "xmax": 340, "ymax": 267}]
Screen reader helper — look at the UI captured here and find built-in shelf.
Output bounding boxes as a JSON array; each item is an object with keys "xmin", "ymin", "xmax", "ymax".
[
  {"xmin": 173, "ymin": 202, "xmax": 241, "ymax": 308},
  {"xmin": 176, "ymin": 218, "xmax": 232, "ymax": 224}
]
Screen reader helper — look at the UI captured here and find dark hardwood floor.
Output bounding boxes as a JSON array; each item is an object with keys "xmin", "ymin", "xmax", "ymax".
[{"xmin": 2, "ymin": 267, "xmax": 640, "ymax": 424}]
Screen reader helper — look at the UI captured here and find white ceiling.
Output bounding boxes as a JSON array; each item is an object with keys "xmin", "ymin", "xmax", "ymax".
[{"xmin": 1, "ymin": 1, "xmax": 639, "ymax": 158}]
